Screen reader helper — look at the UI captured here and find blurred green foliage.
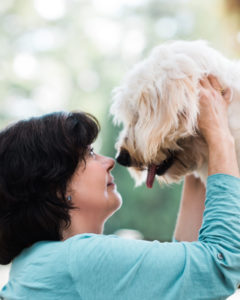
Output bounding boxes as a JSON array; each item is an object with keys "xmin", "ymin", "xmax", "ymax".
[{"xmin": 0, "ymin": 0, "xmax": 239, "ymax": 242}]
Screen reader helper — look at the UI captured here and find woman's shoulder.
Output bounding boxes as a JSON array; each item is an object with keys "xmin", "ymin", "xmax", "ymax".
[{"xmin": 64, "ymin": 233, "xmax": 119, "ymax": 245}]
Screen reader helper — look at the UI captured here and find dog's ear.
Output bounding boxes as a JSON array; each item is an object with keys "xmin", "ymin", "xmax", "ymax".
[
  {"xmin": 163, "ymin": 76, "xmax": 199, "ymax": 137},
  {"xmin": 135, "ymin": 76, "xmax": 199, "ymax": 153}
]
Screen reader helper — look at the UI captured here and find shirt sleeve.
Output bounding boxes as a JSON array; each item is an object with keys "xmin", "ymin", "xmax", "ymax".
[{"xmin": 68, "ymin": 174, "xmax": 240, "ymax": 300}]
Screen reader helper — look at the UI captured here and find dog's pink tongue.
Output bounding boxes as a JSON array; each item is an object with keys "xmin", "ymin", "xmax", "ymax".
[{"xmin": 146, "ymin": 164, "xmax": 157, "ymax": 189}]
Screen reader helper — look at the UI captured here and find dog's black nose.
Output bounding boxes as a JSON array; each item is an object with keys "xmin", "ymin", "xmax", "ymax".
[{"xmin": 116, "ymin": 149, "xmax": 131, "ymax": 167}]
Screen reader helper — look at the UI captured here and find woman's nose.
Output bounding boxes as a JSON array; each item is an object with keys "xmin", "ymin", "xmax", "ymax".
[{"xmin": 106, "ymin": 157, "xmax": 115, "ymax": 172}]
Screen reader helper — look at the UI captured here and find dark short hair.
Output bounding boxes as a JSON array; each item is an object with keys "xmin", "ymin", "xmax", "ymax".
[{"xmin": 0, "ymin": 111, "xmax": 100, "ymax": 264}]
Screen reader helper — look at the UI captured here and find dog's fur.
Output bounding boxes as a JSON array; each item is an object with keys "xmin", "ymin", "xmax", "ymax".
[{"xmin": 110, "ymin": 40, "xmax": 240, "ymax": 186}]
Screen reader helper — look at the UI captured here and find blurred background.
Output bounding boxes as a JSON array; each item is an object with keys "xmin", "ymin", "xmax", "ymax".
[{"xmin": 0, "ymin": 0, "xmax": 240, "ymax": 298}]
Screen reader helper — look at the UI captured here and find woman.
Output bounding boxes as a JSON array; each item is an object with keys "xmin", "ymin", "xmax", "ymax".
[{"xmin": 0, "ymin": 76, "xmax": 240, "ymax": 300}]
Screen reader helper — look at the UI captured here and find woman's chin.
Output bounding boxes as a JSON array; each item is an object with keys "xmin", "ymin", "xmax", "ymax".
[{"xmin": 107, "ymin": 192, "xmax": 122, "ymax": 217}]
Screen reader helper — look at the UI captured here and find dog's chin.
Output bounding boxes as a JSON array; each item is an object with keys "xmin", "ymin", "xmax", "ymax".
[
  {"xmin": 128, "ymin": 139, "xmax": 207, "ymax": 187},
  {"xmin": 159, "ymin": 152, "xmax": 200, "ymax": 183},
  {"xmin": 157, "ymin": 162, "xmax": 191, "ymax": 184},
  {"xmin": 155, "ymin": 141, "xmax": 207, "ymax": 184},
  {"xmin": 129, "ymin": 157, "xmax": 196, "ymax": 187}
]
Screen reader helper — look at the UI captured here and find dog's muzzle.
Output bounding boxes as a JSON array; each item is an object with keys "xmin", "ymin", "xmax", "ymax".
[
  {"xmin": 116, "ymin": 149, "xmax": 131, "ymax": 167},
  {"xmin": 117, "ymin": 148, "xmax": 175, "ymax": 189}
]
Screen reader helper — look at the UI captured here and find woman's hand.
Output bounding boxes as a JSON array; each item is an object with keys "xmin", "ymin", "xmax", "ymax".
[
  {"xmin": 198, "ymin": 75, "xmax": 232, "ymax": 145},
  {"xmin": 198, "ymin": 75, "xmax": 239, "ymax": 177}
]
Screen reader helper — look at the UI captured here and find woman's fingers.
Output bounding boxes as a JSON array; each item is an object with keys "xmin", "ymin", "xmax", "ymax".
[
  {"xmin": 223, "ymin": 87, "xmax": 232, "ymax": 104},
  {"xmin": 200, "ymin": 74, "xmax": 232, "ymax": 104},
  {"xmin": 208, "ymin": 74, "xmax": 232, "ymax": 104},
  {"xmin": 198, "ymin": 73, "xmax": 232, "ymax": 143},
  {"xmin": 208, "ymin": 74, "xmax": 222, "ymax": 90},
  {"xmin": 199, "ymin": 76, "xmax": 212, "ymax": 89}
]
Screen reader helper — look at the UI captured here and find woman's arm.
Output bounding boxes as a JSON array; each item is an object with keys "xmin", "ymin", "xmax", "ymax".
[
  {"xmin": 174, "ymin": 135, "xmax": 239, "ymax": 243},
  {"xmin": 174, "ymin": 75, "xmax": 239, "ymax": 242},
  {"xmin": 174, "ymin": 174, "xmax": 205, "ymax": 242}
]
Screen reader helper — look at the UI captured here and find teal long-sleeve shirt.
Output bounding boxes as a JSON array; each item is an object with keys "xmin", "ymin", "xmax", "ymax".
[{"xmin": 1, "ymin": 174, "xmax": 240, "ymax": 300}]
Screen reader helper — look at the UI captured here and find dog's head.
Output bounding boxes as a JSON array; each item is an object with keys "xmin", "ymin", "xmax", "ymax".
[{"xmin": 111, "ymin": 40, "xmax": 230, "ymax": 187}]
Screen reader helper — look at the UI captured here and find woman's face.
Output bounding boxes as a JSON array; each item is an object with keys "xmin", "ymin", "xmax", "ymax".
[{"xmin": 67, "ymin": 146, "xmax": 122, "ymax": 223}]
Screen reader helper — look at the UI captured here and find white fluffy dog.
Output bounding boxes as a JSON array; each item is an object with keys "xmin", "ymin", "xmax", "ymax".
[{"xmin": 110, "ymin": 40, "xmax": 240, "ymax": 188}]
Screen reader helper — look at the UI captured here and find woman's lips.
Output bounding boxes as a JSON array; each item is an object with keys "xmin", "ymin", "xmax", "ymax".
[
  {"xmin": 107, "ymin": 176, "xmax": 115, "ymax": 187},
  {"xmin": 107, "ymin": 182, "xmax": 116, "ymax": 189}
]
